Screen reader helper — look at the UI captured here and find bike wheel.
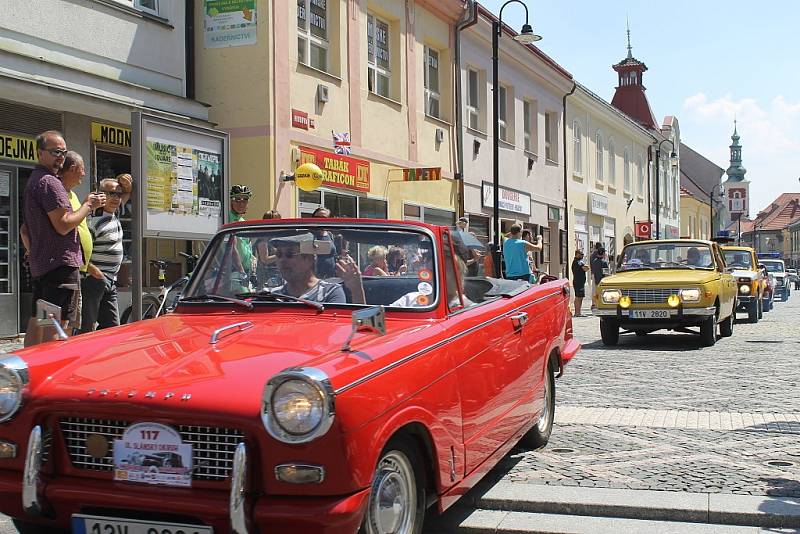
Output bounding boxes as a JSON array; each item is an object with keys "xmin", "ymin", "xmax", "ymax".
[{"xmin": 141, "ymin": 294, "xmax": 162, "ymax": 319}]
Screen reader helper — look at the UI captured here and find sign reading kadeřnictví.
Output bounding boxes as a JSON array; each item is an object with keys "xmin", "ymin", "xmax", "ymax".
[{"xmin": 204, "ymin": 0, "xmax": 257, "ymax": 48}]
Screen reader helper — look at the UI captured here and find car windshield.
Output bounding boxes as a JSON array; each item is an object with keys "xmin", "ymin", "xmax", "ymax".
[
  {"xmin": 183, "ymin": 224, "xmax": 439, "ymax": 308},
  {"xmin": 723, "ymin": 250, "xmax": 754, "ymax": 269},
  {"xmin": 761, "ymin": 261, "xmax": 784, "ymax": 273},
  {"xmin": 618, "ymin": 242, "xmax": 715, "ymax": 271}
]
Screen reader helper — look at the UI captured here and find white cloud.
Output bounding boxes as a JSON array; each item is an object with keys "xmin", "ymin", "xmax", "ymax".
[{"xmin": 681, "ymin": 93, "xmax": 800, "ymax": 215}]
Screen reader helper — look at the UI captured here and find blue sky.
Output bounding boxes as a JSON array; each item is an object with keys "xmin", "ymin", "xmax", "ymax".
[{"xmin": 480, "ymin": 0, "xmax": 800, "ymax": 215}]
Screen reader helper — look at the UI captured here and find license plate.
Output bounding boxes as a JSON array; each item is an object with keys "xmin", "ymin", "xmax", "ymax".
[
  {"xmin": 72, "ymin": 514, "xmax": 213, "ymax": 534},
  {"xmin": 629, "ymin": 309, "xmax": 670, "ymax": 319}
]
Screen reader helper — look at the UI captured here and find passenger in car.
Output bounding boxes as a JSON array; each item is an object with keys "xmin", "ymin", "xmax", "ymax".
[
  {"xmin": 386, "ymin": 246, "xmax": 407, "ymax": 275},
  {"xmin": 363, "ymin": 245, "xmax": 390, "ymax": 276},
  {"xmin": 390, "ymin": 257, "xmax": 474, "ymax": 309}
]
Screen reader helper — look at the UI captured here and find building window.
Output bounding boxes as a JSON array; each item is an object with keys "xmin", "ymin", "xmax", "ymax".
[
  {"xmin": 595, "ymin": 131, "xmax": 604, "ymax": 183},
  {"xmin": 572, "ymin": 121, "xmax": 582, "ymax": 175},
  {"xmin": 467, "ymin": 68, "xmax": 481, "ymax": 130},
  {"xmin": 297, "ymin": 0, "xmax": 329, "ymax": 72},
  {"xmin": 367, "ymin": 13, "xmax": 391, "ymax": 98},
  {"xmin": 608, "ymin": 139, "xmax": 616, "ymax": 187},
  {"xmin": 545, "ymin": 112, "xmax": 556, "ymax": 162},
  {"xmin": 523, "ymin": 99, "xmax": 538, "ymax": 154},
  {"xmin": 498, "ymin": 85, "xmax": 508, "ymax": 142},
  {"xmin": 135, "ymin": 0, "xmax": 158, "ymax": 15},
  {"xmin": 623, "ymin": 148, "xmax": 631, "ymax": 193},
  {"xmin": 637, "ymin": 155, "xmax": 645, "ymax": 197},
  {"xmin": 403, "ymin": 203, "xmax": 454, "ymax": 226},
  {"xmin": 423, "ymin": 47, "xmax": 440, "ymax": 118}
]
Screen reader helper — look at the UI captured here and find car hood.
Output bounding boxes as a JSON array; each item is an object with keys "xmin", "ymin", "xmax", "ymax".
[
  {"xmin": 16, "ymin": 311, "xmax": 434, "ymax": 419},
  {"xmin": 731, "ymin": 269, "xmax": 757, "ymax": 280},
  {"xmin": 600, "ymin": 269, "xmax": 722, "ymax": 286}
]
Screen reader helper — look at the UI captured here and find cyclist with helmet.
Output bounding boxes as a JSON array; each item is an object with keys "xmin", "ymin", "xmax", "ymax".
[{"xmin": 229, "ymin": 184, "xmax": 254, "ymax": 281}]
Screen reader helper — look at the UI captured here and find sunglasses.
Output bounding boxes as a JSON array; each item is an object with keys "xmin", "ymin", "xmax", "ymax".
[
  {"xmin": 231, "ymin": 196, "xmax": 250, "ymax": 202},
  {"xmin": 47, "ymin": 148, "xmax": 68, "ymax": 157},
  {"xmin": 274, "ymin": 249, "xmax": 301, "ymax": 259},
  {"xmin": 102, "ymin": 190, "xmax": 123, "ymax": 198}
]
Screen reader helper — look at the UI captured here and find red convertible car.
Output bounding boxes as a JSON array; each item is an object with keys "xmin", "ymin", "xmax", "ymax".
[{"xmin": 0, "ymin": 219, "xmax": 579, "ymax": 534}]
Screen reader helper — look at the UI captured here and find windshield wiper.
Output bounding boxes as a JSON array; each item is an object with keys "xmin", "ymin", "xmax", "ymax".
[
  {"xmin": 179, "ymin": 294, "xmax": 254, "ymax": 310},
  {"xmin": 237, "ymin": 291, "xmax": 324, "ymax": 312}
]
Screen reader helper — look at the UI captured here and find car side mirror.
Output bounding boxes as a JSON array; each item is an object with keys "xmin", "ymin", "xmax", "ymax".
[{"xmin": 341, "ymin": 306, "xmax": 386, "ymax": 352}]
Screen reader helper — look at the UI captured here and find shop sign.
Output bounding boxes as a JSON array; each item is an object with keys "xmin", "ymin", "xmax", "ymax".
[
  {"xmin": 635, "ymin": 221, "xmax": 652, "ymax": 239},
  {"xmin": 299, "ymin": 146, "xmax": 370, "ymax": 192},
  {"xmin": 604, "ymin": 217, "xmax": 615, "ymax": 237},
  {"xmin": 665, "ymin": 224, "xmax": 680, "ymax": 239},
  {"xmin": 92, "ymin": 122, "xmax": 132, "ymax": 148},
  {"xmin": 574, "ymin": 210, "xmax": 588, "ymax": 232},
  {"xmin": 588, "ymin": 192, "xmax": 608, "ymax": 216},
  {"xmin": 0, "ymin": 133, "xmax": 36, "ymax": 163},
  {"xmin": 291, "ymin": 109, "xmax": 313, "ymax": 130},
  {"xmin": 481, "ymin": 182, "xmax": 531, "ymax": 216},
  {"xmin": 204, "ymin": 0, "xmax": 257, "ymax": 48},
  {"xmin": 403, "ymin": 167, "xmax": 441, "ymax": 181}
]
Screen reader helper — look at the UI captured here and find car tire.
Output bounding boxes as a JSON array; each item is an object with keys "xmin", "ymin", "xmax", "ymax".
[
  {"xmin": 121, "ymin": 295, "xmax": 162, "ymax": 323},
  {"xmin": 520, "ymin": 363, "xmax": 555, "ymax": 449},
  {"xmin": 360, "ymin": 438, "xmax": 426, "ymax": 534},
  {"xmin": 700, "ymin": 315, "xmax": 716, "ymax": 347},
  {"xmin": 719, "ymin": 312, "xmax": 734, "ymax": 338},
  {"xmin": 748, "ymin": 300, "xmax": 759, "ymax": 323},
  {"xmin": 600, "ymin": 319, "xmax": 619, "ymax": 346},
  {"xmin": 762, "ymin": 297, "xmax": 770, "ymax": 313},
  {"xmin": 758, "ymin": 297, "xmax": 763, "ymax": 319},
  {"xmin": 12, "ymin": 520, "xmax": 68, "ymax": 534}
]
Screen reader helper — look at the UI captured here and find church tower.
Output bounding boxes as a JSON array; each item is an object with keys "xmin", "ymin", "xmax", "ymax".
[
  {"xmin": 610, "ymin": 26, "xmax": 659, "ymax": 130},
  {"xmin": 723, "ymin": 121, "xmax": 750, "ymax": 222}
]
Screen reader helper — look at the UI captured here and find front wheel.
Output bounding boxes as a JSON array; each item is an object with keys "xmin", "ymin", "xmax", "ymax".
[
  {"xmin": 758, "ymin": 297, "xmax": 763, "ymax": 319},
  {"xmin": 719, "ymin": 311, "xmax": 734, "ymax": 338},
  {"xmin": 700, "ymin": 315, "xmax": 717, "ymax": 347},
  {"xmin": 360, "ymin": 439, "xmax": 425, "ymax": 534},
  {"xmin": 748, "ymin": 300, "xmax": 759, "ymax": 323},
  {"xmin": 600, "ymin": 319, "xmax": 619, "ymax": 346},
  {"xmin": 520, "ymin": 363, "xmax": 555, "ymax": 449}
]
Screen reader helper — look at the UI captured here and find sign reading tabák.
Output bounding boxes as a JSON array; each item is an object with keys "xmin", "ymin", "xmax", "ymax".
[{"xmin": 299, "ymin": 146, "xmax": 370, "ymax": 192}]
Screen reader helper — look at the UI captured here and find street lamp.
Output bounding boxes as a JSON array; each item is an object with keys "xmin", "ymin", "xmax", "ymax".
[
  {"xmin": 491, "ymin": 1, "xmax": 542, "ymax": 276},
  {"xmin": 654, "ymin": 138, "xmax": 677, "ymax": 240},
  {"xmin": 709, "ymin": 182, "xmax": 724, "ymax": 238}
]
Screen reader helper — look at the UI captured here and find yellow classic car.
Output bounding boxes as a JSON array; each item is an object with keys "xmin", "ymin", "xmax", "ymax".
[
  {"xmin": 721, "ymin": 245, "xmax": 765, "ymax": 323},
  {"xmin": 592, "ymin": 239, "xmax": 737, "ymax": 347}
]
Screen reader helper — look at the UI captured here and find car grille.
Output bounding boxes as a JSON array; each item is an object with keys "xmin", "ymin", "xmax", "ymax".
[
  {"xmin": 59, "ymin": 417, "xmax": 244, "ymax": 481},
  {"xmin": 620, "ymin": 288, "xmax": 682, "ymax": 304}
]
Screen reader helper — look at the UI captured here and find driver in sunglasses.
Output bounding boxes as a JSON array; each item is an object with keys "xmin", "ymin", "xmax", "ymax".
[{"xmin": 269, "ymin": 233, "xmax": 364, "ymax": 304}]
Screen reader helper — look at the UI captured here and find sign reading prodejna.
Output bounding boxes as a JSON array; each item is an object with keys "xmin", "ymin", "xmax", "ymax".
[{"xmin": 0, "ymin": 134, "xmax": 36, "ymax": 163}]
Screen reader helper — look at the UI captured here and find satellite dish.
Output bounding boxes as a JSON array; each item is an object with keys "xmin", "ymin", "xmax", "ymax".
[{"xmin": 294, "ymin": 163, "xmax": 324, "ymax": 192}]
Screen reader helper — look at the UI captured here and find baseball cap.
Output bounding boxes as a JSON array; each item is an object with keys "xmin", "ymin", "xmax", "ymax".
[{"xmin": 457, "ymin": 216, "xmax": 468, "ymax": 223}]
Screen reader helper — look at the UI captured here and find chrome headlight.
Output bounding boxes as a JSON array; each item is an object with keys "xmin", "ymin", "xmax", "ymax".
[
  {"xmin": 679, "ymin": 288, "xmax": 701, "ymax": 302},
  {"xmin": 262, "ymin": 367, "xmax": 334, "ymax": 444},
  {"xmin": 739, "ymin": 284, "xmax": 751, "ymax": 295},
  {"xmin": 601, "ymin": 289, "xmax": 622, "ymax": 304},
  {"xmin": 0, "ymin": 355, "xmax": 29, "ymax": 423}
]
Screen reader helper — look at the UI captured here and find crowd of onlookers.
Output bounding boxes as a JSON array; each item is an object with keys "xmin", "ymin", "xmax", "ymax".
[{"xmin": 21, "ymin": 130, "xmax": 130, "ymax": 346}]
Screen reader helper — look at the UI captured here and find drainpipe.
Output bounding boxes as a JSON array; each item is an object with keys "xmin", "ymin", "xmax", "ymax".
[
  {"xmin": 185, "ymin": 0, "xmax": 195, "ymax": 99},
  {"xmin": 454, "ymin": 0, "xmax": 478, "ymax": 216},
  {"xmin": 561, "ymin": 81, "xmax": 576, "ymax": 273}
]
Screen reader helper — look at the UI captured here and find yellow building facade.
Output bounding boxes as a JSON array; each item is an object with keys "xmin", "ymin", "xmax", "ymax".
[
  {"xmin": 195, "ymin": 0, "xmax": 464, "ymax": 222},
  {"xmin": 680, "ymin": 190, "xmax": 711, "ymax": 240}
]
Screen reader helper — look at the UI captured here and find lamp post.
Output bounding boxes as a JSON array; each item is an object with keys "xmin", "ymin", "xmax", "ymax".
[
  {"xmin": 653, "ymin": 138, "xmax": 677, "ymax": 240},
  {"xmin": 491, "ymin": 1, "xmax": 541, "ymax": 276},
  {"xmin": 709, "ymin": 182, "xmax": 724, "ymax": 238}
]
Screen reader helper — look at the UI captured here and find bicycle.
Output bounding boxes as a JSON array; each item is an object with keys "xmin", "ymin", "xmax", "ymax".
[{"xmin": 121, "ymin": 252, "xmax": 199, "ymax": 323}]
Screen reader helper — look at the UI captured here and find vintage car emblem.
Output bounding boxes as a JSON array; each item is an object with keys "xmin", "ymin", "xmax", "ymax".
[{"xmin": 85, "ymin": 433, "xmax": 110, "ymax": 459}]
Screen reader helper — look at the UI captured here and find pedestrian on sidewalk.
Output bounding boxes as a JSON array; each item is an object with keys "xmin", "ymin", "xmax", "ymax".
[
  {"xmin": 80, "ymin": 178, "xmax": 127, "ymax": 332},
  {"xmin": 590, "ymin": 242, "xmax": 609, "ymax": 287},
  {"xmin": 571, "ymin": 249, "xmax": 589, "ymax": 316},
  {"xmin": 21, "ymin": 131, "xmax": 105, "ymax": 346}
]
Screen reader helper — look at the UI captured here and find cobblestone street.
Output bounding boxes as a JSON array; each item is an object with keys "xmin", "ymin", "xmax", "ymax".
[{"xmin": 482, "ymin": 294, "xmax": 800, "ymax": 498}]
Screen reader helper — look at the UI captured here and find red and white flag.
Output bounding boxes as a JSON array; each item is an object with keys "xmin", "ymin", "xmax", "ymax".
[{"xmin": 332, "ymin": 131, "xmax": 351, "ymax": 155}]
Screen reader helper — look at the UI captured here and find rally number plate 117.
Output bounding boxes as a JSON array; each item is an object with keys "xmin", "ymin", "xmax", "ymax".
[{"xmin": 71, "ymin": 514, "xmax": 213, "ymax": 534}]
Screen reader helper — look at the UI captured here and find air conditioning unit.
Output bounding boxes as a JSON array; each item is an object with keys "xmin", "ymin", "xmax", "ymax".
[{"xmin": 317, "ymin": 84, "xmax": 329, "ymax": 103}]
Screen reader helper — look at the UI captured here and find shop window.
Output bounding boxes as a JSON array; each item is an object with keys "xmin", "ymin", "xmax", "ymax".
[
  {"xmin": 367, "ymin": 13, "xmax": 392, "ymax": 98},
  {"xmin": 324, "ymin": 192, "xmax": 357, "ymax": 218},
  {"xmin": 403, "ymin": 203, "xmax": 453, "ymax": 227},
  {"xmin": 136, "ymin": 0, "xmax": 158, "ymax": 15},
  {"xmin": 297, "ymin": 0, "xmax": 330, "ymax": 72},
  {"xmin": 424, "ymin": 47, "xmax": 440, "ymax": 119},
  {"xmin": 403, "ymin": 204, "xmax": 422, "ymax": 221},
  {"xmin": 540, "ymin": 227, "xmax": 550, "ymax": 268},
  {"xmin": 359, "ymin": 197, "xmax": 387, "ymax": 219},
  {"xmin": 96, "ymin": 149, "xmax": 132, "ymax": 257}
]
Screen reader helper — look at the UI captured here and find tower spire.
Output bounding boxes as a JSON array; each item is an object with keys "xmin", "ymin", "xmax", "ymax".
[{"xmin": 626, "ymin": 17, "xmax": 632, "ymax": 59}]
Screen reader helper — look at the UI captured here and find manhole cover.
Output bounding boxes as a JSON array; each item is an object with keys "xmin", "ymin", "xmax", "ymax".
[
  {"xmin": 765, "ymin": 460, "xmax": 795, "ymax": 468},
  {"xmin": 551, "ymin": 448, "xmax": 575, "ymax": 454}
]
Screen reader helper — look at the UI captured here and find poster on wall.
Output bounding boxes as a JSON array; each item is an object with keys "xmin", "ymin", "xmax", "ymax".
[
  {"xmin": 133, "ymin": 113, "xmax": 229, "ymax": 240},
  {"xmin": 204, "ymin": 0, "xmax": 257, "ymax": 48}
]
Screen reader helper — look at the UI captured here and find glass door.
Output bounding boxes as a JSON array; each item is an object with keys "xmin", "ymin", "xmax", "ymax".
[{"xmin": 0, "ymin": 166, "xmax": 18, "ymax": 336}]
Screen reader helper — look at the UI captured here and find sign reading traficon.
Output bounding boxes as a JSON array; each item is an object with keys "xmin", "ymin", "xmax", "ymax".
[{"xmin": 299, "ymin": 146, "xmax": 370, "ymax": 192}]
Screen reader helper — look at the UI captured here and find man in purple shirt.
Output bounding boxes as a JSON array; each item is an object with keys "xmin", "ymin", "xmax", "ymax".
[{"xmin": 22, "ymin": 131, "xmax": 105, "ymax": 346}]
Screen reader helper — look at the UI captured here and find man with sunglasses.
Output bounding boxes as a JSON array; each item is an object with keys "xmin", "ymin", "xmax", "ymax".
[
  {"xmin": 80, "ymin": 178, "xmax": 127, "ymax": 332},
  {"xmin": 22, "ymin": 130, "xmax": 104, "ymax": 346},
  {"xmin": 228, "ymin": 184, "xmax": 254, "ymax": 279}
]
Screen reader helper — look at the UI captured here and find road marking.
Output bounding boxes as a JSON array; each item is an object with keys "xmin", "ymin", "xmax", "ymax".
[{"xmin": 556, "ymin": 406, "xmax": 800, "ymax": 433}]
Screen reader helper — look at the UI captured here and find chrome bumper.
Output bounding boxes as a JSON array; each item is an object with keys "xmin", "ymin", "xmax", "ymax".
[
  {"xmin": 230, "ymin": 442, "xmax": 250, "ymax": 534},
  {"xmin": 592, "ymin": 306, "xmax": 716, "ymax": 317},
  {"xmin": 22, "ymin": 425, "xmax": 43, "ymax": 516}
]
